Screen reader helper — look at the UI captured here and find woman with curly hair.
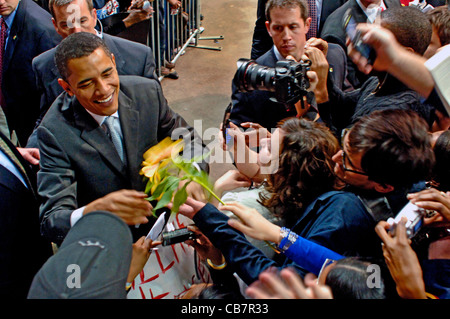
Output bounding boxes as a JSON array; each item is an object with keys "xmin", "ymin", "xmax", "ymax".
[
  {"xmin": 211, "ymin": 117, "xmax": 342, "ymax": 256},
  {"xmin": 258, "ymin": 117, "xmax": 343, "ymax": 225}
]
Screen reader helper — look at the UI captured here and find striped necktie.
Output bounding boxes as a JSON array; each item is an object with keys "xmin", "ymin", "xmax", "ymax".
[{"xmin": 103, "ymin": 116, "xmax": 125, "ymax": 163}]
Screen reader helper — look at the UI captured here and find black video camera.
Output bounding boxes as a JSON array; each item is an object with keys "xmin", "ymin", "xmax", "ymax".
[{"xmin": 234, "ymin": 58, "xmax": 312, "ymax": 105}]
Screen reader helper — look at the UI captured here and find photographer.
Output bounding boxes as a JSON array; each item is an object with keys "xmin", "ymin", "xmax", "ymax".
[{"xmin": 229, "ymin": 0, "xmax": 348, "ymax": 130}]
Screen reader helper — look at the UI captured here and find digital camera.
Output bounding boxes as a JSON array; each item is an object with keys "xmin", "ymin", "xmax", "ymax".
[
  {"xmin": 161, "ymin": 227, "xmax": 196, "ymax": 246},
  {"xmin": 234, "ymin": 58, "xmax": 311, "ymax": 105},
  {"xmin": 387, "ymin": 202, "xmax": 425, "ymax": 239}
]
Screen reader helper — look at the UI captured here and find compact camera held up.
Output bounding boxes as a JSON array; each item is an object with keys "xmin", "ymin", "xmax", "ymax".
[
  {"xmin": 234, "ymin": 58, "xmax": 312, "ymax": 105},
  {"xmin": 387, "ymin": 201, "xmax": 426, "ymax": 239},
  {"xmin": 162, "ymin": 227, "xmax": 197, "ymax": 246}
]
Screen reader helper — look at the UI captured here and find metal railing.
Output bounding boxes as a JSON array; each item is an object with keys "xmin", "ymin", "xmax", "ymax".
[{"xmin": 146, "ymin": 0, "xmax": 224, "ymax": 81}]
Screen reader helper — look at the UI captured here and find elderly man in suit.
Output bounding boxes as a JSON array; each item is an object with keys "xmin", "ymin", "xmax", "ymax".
[
  {"xmin": 0, "ymin": 131, "xmax": 52, "ymax": 298},
  {"xmin": 37, "ymin": 32, "xmax": 206, "ymax": 246},
  {"xmin": 0, "ymin": 0, "xmax": 61, "ymax": 147},
  {"xmin": 230, "ymin": 0, "xmax": 347, "ymax": 130},
  {"xmin": 26, "ymin": 0, "xmax": 157, "ymax": 148}
]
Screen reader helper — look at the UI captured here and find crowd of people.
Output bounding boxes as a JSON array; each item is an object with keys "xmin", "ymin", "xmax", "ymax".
[{"xmin": 0, "ymin": 0, "xmax": 449, "ymax": 300}]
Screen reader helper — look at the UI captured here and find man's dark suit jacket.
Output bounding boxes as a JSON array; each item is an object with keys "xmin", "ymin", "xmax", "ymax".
[
  {"xmin": 251, "ymin": 0, "xmax": 348, "ymax": 60},
  {"xmin": 0, "ymin": 131, "xmax": 52, "ymax": 298},
  {"xmin": 320, "ymin": 0, "xmax": 401, "ymax": 88},
  {"xmin": 1, "ymin": 0, "xmax": 62, "ymax": 146},
  {"xmin": 230, "ymin": 44, "xmax": 347, "ymax": 129},
  {"xmin": 27, "ymin": 32, "xmax": 157, "ymax": 148},
  {"xmin": 37, "ymin": 75, "xmax": 206, "ymax": 245}
]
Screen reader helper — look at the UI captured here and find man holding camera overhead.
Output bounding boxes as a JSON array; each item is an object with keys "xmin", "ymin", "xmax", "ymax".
[{"xmin": 229, "ymin": 0, "xmax": 347, "ymax": 130}]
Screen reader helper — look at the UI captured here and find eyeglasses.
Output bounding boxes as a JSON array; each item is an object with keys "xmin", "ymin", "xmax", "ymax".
[{"xmin": 340, "ymin": 128, "xmax": 369, "ymax": 176}]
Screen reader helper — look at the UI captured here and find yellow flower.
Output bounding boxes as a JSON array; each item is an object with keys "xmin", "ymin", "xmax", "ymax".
[{"xmin": 140, "ymin": 137, "xmax": 184, "ymax": 178}]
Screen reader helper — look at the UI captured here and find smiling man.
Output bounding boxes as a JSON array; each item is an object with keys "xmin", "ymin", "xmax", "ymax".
[
  {"xmin": 36, "ymin": 32, "xmax": 207, "ymax": 245},
  {"xmin": 26, "ymin": 0, "xmax": 157, "ymax": 148}
]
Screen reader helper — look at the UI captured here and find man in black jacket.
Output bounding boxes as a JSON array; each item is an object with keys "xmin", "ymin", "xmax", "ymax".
[
  {"xmin": 0, "ymin": 131, "xmax": 52, "ymax": 298},
  {"xmin": 0, "ymin": 0, "xmax": 61, "ymax": 146}
]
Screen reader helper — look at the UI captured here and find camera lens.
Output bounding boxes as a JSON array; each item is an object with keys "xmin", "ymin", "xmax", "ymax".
[{"xmin": 235, "ymin": 58, "xmax": 276, "ymax": 93}]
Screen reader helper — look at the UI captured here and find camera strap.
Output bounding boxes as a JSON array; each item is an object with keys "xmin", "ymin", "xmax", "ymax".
[{"xmin": 357, "ymin": 195, "xmax": 394, "ymax": 223}]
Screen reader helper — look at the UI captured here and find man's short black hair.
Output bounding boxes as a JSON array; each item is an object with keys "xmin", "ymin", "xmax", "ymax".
[
  {"xmin": 381, "ymin": 6, "xmax": 432, "ymax": 55},
  {"xmin": 55, "ymin": 32, "xmax": 112, "ymax": 81}
]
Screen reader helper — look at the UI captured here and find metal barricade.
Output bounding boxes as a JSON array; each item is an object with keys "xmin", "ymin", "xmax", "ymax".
[{"xmin": 146, "ymin": 0, "xmax": 223, "ymax": 81}]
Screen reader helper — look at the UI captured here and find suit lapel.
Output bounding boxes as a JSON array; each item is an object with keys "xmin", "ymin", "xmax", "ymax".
[
  {"xmin": 71, "ymin": 98, "xmax": 128, "ymax": 178},
  {"xmin": 117, "ymin": 89, "xmax": 140, "ymax": 188},
  {"xmin": 0, "ymin": 131, "xmax": 37, "ymax": 197},
  {"xmin": 3, "ymin": 0, "xmax": 25, "ymax": 72}
]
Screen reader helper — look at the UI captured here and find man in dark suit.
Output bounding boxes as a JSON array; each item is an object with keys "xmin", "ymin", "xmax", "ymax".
[
  {"xmin": 37, "ymin": 32, "xmax": 206, "ymax": 245},
  {"xmin": 0, "ymin": 0, "xmax": 61, "ymax": 147},
  {"xmin": 26, "ymin": 0, "xmax": 157, "ymax": 148},
  {"xmin": 0, "ymin": 131, "xmax": 52, "ymax": 298},
  {"xmin": 321, "ymin": 0, "xmax": 401, "ymax": 88},
  {"xmin": 230, "ymin": 0, "xmax": 347, "ymax": 130},
  {"xmin": 251, "ymin": 0, "xmax": 347, "ymax": 60}
]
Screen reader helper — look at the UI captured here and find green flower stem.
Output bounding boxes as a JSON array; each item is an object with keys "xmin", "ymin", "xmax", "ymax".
[{"xmin": 194, "ymin": 178, "xmax": 226, "ymax": 206}]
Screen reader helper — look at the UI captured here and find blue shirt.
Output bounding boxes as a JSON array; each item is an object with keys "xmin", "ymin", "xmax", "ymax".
[
  {"xmin": 0, "ymin": 147, "xmax": 27, "ymax": 187},
  {"xmin": 0, "ymin": 1, "xmax": 19, "ymax": 51}
]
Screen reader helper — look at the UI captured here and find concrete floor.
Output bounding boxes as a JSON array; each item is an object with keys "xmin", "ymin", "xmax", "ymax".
[{"xmin": 160, "ymin": 0, "xmax": 257, "ymax": 182}]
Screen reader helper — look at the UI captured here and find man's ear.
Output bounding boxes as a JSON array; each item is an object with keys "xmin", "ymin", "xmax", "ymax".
[
  {"xmin": 91, "ymin": 8, "xmax": 98, "ymax": 26},
  {"xmin": 265, "ymin": 21, "xmax": 272, "ymax": 37},
  {"xmin": 111, "ymin": 53, "xmax": 116, "ymax": 67},
  {"xmin": 52, "ymin": 18, "xmax": 59, "ymax": 33},
  {"xmin": 58, "ymin": 78, "xmax": 74, "ymax": 96},
  {"xmin": 304, "ymin": 17, "xmax": 311, "ymax": 35},
  {"xmin": 374, "ymin": 182, "xmax": 394, "ymax": 194}
]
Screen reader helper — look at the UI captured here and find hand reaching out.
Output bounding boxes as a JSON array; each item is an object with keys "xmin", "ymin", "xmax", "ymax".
[
  {"xmin": 17, "ymin": 147, "xmax": 40, "ymax": 165},
  {"xmin": 84, "ymin": 189, "xmax": 152, "ymax": 225},
  {"xmin": 375, "ymin": 219, "xmax": 427, "ymax": 299},
  {"xmin": 127, "ymin": 236, "xmax": 161, "ymax": 283},
  {"xmin": 214, "ymin": 170, "xmax": 252, "ymax": 196},
  {"xmin": 170, "ymin": 196, "xmax": 207, "ymax": 220},
  {"xmin": 246, "ymin": 267, "xmax": 333, "ymax": 299},
  {"xmin": 407, "ymin": 188, "xmax": 450, "ymax": 224},
  {"xmin": 185, "ymin": 225, "xmax": 224, "ymax": 265},
  {"xmin": 221, "ymin": 202, "xmax": 280, "ymax": 243}
]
